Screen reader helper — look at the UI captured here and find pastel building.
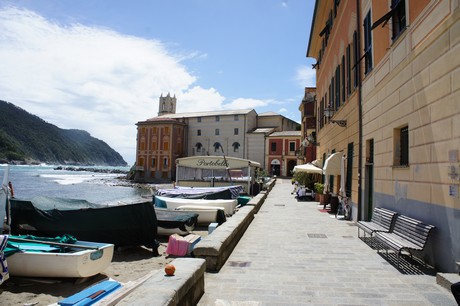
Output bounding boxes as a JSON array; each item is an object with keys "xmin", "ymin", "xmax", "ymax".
[
  {"xmin": 135, "ymin": 94, "xmax": 300, "ymax": 182},
  {"xmin": 307, "ymin": 0, "xmax": 460, "ymax": 272}
]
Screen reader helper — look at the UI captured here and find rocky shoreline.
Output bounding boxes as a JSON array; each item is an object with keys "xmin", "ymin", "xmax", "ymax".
[{"xmin": 53, "ymin": 165, "xmax": 129, "ymax": 174}]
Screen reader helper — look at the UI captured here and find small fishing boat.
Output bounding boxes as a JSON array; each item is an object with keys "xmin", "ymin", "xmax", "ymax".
[
  {"xmin": 154, "ymin": 195, "xmax": 237, "ymax": 216},
  {"xmin": 154, "ymin": 207, "xmax": 199, "ymax": 236},
  {"xmin": 174, "ymin": 205, "xmax": 226, "ymax": 225},
  {"xmin": 4, "ymin": 235, "xmax": 114, "ymax": 278},
  {"xmin": 155, "ymin": 185, "xmax": 244, "ymax": 199}
]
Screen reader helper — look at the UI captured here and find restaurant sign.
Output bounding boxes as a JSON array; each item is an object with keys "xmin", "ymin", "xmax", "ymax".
[{"xmin": 176, "ymin": 156, "xmax": 260, "ymax": 169}]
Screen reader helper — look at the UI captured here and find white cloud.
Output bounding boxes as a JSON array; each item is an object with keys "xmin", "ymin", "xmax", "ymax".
[
  {"xmin": 178, "ymin": 86, "xmax": 226, "ymax": 113},
  {"xmin": 295, "ymin": 65, "xmax": 316, "ymax": 88},
  {"xmin": 0, "ymin": 7, "xmax": 224, "ymax": 165},
  {"xmin": 223, "ymin": 98, "xmax": 268, "ymax": 109},
  {"xmin": 278, "ymin": 108, "xmax": 287, "ymax": 113}
]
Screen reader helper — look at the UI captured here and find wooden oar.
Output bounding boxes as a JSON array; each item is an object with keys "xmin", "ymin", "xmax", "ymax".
[{"xmin": 8, "ymin": 237, "xmax": 101, "ymax": 250}]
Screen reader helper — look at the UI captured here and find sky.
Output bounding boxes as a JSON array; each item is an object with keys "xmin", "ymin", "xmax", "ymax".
[{"xmin": 0, "ymin": 1, "xmax": 316, "ymax": 165}]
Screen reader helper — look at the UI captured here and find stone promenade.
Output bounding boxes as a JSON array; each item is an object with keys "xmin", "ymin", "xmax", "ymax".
[{"xmin": 198, "ymin": 179, "xmax": 457, "ymax": 305}]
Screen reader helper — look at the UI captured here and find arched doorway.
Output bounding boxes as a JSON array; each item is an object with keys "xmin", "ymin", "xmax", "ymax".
[{"xmin": 271, "ymin": 159, "xmax": 280, "ymax": 176}]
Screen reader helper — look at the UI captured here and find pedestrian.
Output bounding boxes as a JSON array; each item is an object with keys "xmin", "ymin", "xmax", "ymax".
[{"xmin": 452, "ymin": 281, "xmax": 460, "ymax": 305}]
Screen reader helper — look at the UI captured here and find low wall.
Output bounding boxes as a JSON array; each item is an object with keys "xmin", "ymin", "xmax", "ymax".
[
  {"xmin": 192, "ymin": 178, "xmax": 275, "ymax": 272},
  {"xmin": 116, "ymin": 258, "xmax": 206, "ymax": 306}
]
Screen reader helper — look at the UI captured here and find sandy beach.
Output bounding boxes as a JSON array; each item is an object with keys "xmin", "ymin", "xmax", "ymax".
[{"xmin": 0, "ymin": 231, "xmax": 205, "ymax": 306}]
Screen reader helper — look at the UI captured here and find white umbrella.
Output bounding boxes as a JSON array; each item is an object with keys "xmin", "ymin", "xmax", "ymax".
[
  {"xmin": 293, "ymin": 163, "xmax": 323, "ymax": 174},
  {"xmin": 323, "ymin": 152, "xmax": 342, "ymax": 193}
]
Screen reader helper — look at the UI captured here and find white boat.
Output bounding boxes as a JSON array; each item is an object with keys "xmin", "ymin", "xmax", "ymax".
[
  {"xmin": 5, "ymin": 236, "xmax": 114, "ymax": 278},
  {"xmin": 175, "ymin": 205, "xmax": 226, "ymax": 225},
  {"xmin": 154, "ymin": 195, "xmax": 237, "ymax": 216}
]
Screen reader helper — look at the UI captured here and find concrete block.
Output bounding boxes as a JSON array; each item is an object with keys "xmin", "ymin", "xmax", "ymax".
[{"xmin": 116, "ymin": 258, "xmax": 205, "ymax": 306}]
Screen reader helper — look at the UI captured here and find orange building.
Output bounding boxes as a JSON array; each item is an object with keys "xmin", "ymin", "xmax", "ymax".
[{"xmin": 266, "ymin": 131, "xmax": 301, "ymax": 176}]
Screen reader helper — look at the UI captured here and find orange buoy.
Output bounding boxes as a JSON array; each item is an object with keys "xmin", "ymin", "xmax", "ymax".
[{"xmin": 165, "ymin": 264, "xmax": 175, "ymax": 276}]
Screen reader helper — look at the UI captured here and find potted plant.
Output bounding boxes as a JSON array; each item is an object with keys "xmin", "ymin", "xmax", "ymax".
[{"xmin": 315, "ymin": 182, "xmax": 330, "ymax": 206}]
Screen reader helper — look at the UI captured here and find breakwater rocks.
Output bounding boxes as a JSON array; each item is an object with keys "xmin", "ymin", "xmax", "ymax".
[{"xmin": 53, "ymin": 166, "xmax": 128, "ymax": 174}]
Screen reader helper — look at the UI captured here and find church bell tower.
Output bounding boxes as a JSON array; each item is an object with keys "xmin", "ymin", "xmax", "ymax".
[{"xmin": 158, "ymin": 93, "xmax": 177, "ymax": 116}]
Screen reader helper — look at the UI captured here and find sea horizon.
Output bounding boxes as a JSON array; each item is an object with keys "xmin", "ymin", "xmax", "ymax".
[{"xmin": 0, "ymin": 164, "xmax": 158, "ymax": 205}]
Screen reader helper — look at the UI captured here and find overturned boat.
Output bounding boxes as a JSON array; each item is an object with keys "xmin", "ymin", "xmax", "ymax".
[{"xmin": 9, "ymin": 196, "xmax": 158, "ymax": 252}]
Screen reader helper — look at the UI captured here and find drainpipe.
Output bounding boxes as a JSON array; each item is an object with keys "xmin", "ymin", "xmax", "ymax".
[{"xmin": 356, "ymin": 0, "xmax": 363, "ymax": 221}]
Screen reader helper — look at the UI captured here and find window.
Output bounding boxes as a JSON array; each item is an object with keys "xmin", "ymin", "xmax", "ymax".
[
  {"xmin": 271, "ymin": 142, "xmax": 276, "ymax": 152},
  {"xmin": 363, "ymin": 11, "xmax": 373, "ymax": 74},
  {"xmin": 151, "ymin": 158, "xmax": 156, "ymax": 168},
  {"xmin": 195, "ymin": 142, "xmax": 202, "ymax": 152},
  {"xmin": 346, "ymin": 45, "xmax": 351, "ymax": 95},
  {"xmin": 163, "ymin": 142, "xmax": 169, "ymax": 150},
  {"xmin": 214, "ymin": 142, "xmax": 222, "ymax": 152},
  {"xmin": 234, "ymin": 115, "xmax": 239, "ymax": 121},
  {"xmin": 335, "ymin": 65, "xmax": 340, "ymax": 109},
  {"xmin": 234, "ymin": 128, "xmax": 239, "ymax": 135},
  {"xmin": 215, "ymin": 116, "xmax": 220, "ymax": 122},
  {"xmin": 151, "ymin": 142, "xmax": 157, "ymax": 150},
  {"xmin": 215, "ymin": 129, "xmax": 220, "ymax": 135},
  {"xmin": 289, "ymin": 142, "xmax": 296, "ymax": 152},
  {"xmin": 197, "ymin": 117, "xmax": 201, "ymax": 122},
  {"xmin": 197, "ymin": 129, "xmax": 201, "ymax": 136},
  {"xmin": 394, "ymin": 126, "xmax": 409, "ymax": 166},
  {"xmin": 232, "ymin": 142, "xmax": 240, "ymax": 152},
  {"xmin": 353, "ymin": 31, "xmax": 359, "ymax": 88},
  {"xmin": 372, "ymin": 0, "xmax": 406, "ymax": 40},
  {"xmin": 163, "ymin": 127, "xmax": 169, "ymax": 134},
  {"xmin": 163, "ymin": 157, "xmax": 168, "ymax": 168},
  {"xmin": 391, "ymin": 0, "xmax": 406, "ymax": 39},
  {"xmin": 400, "ymin": 126, "xmax": 409, "ymax": 166}
]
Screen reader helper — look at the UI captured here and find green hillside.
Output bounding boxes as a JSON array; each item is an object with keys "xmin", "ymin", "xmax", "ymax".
[{"xmin": 0, "ymin": 100, "xmax": 127, "ymax": 166}]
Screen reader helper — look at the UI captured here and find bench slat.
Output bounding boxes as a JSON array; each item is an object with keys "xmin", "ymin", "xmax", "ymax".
[
  {"xmin": 374, "ymin": 214, "xmax": 435, "ymax": 268},
  {"xmin": 357, "ymin": 207, "xmax": 398, "ymax": 237}
]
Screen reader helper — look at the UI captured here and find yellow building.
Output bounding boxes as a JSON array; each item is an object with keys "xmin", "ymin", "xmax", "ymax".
[{"xmin": 308, "ymin": 0, "xmax": 460, "ymax": 272}]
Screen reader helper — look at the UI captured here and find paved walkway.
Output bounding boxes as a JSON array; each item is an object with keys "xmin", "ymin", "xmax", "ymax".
[{"xmin": 198, "ymin": 179, "xmax": 457, "ymax": 305}]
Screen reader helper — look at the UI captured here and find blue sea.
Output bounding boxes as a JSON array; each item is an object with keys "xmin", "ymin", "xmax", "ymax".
[{"xmin": 0, "ymin": 164, "xmax": 154, "ymax": 204}]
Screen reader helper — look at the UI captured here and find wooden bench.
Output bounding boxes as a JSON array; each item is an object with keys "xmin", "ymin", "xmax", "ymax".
[
  {"xmin": 374, "ymin": 214, "xmax": 435, "ymax": 268},
  {"xmin": 357, "ymin": 207, "xmax": 398, "ymax": 238}
]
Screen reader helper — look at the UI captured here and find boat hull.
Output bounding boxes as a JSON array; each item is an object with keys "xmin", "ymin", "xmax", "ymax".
[
  {"xmin": 6, "ymin": 240, "xmax": 114, "ymax": 278},
  {"xmin": 154, "ymin": 196, "xmax": 237, "ymax": 216},
  {"xmin": 155, "ymin": 208, "xmax": 199, "ymax": 236},
  {"xmin": 175, "ymin": 205, "xmax": 226, "ymax": 225}
]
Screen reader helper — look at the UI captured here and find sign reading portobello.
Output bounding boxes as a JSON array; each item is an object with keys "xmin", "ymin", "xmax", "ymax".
[
  {"xmin": 196, "ymin": 158, "xmax": 228, "ymax": 168},
  {"xmin": 176, "ymin": 156, "xmax": 261, "ymax": 170}
]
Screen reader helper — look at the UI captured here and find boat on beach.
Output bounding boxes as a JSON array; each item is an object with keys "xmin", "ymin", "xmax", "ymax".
[
  {"xmin": 155, "ymin": 185, "xmax": 244, "ymax": 199},
  {"xmin": 8, "ymin": 196, "xmax": 159, "ymax": 252},
  {"xmin": 4, "ymin": 235, "xmax": 114, "ymax": 278},
  {"xmin": 154, "ymin": 207, "xmax": 199, "ymax": 236},
  {"xmin": 174, "ymin": 205, "xmax": 226, "ymax": 225},
  {"xmin": 154, "ymin": 195, "xmax": 237, "ymax": 216}
]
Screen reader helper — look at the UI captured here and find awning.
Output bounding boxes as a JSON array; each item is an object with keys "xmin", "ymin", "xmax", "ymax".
[
  {"xmin": 323, "ymin": 152, "xmax": 343, "ymax": 176},
  {"xmin": 293, "ymin": 163, "xmax": 323, "ymax": 174},
  {"xmin": 311, "ymin": 159, "xmax": 323, "ymax": 168}
]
